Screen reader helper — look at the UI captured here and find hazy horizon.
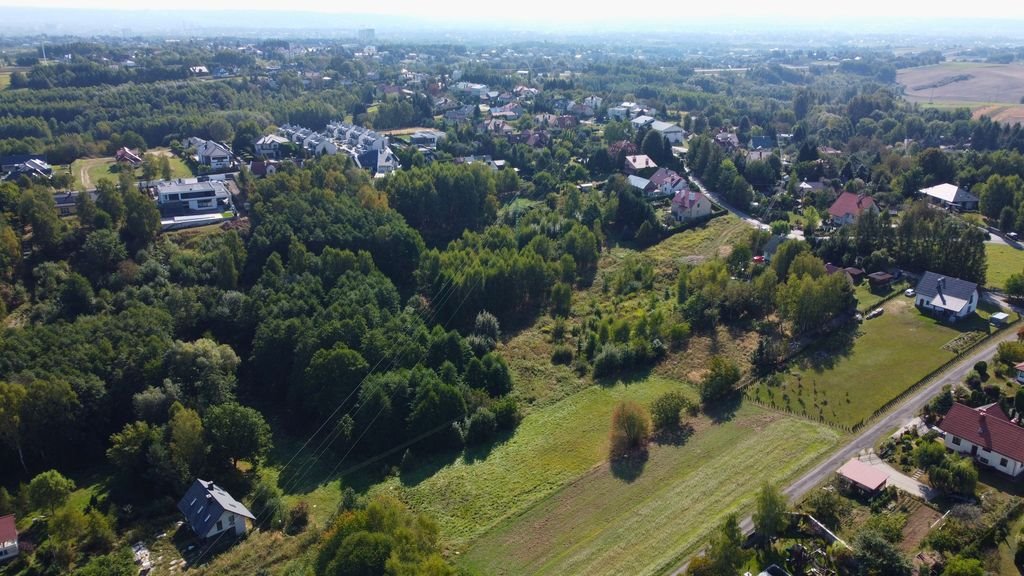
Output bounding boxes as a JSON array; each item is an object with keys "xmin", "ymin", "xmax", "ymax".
[{"xmin": 3, "ymin": 3, "xmax": 1024, "ymax": 39}]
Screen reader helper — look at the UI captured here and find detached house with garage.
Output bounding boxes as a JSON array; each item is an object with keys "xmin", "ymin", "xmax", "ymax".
[
  {"xmin": 938, "ymin": 403, "xmax": 1024, "ymax": 477},
  {"xmin": 178, "ymin": 479, "xmax": 256, "ymax": 539},
  {"xmin": 914, "ymin": 271, "xmax": 978, "ymax": 322}
]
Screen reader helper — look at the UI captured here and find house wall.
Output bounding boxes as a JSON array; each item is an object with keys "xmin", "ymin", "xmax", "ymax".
[
  {"xmin": 915, "ymin": 290, "xmax": 977, "ymax": 319},
  {"xmin": 944, "ymin": 434, "xmax": 1024, "ymax": 476},
  {"xmin": 0, "ymin": 540, "xmax": 18, "ymax": 560},
  {"xmin": 1016, "ymin": 369, "xmax": 1024, "ymax": 384},
  {"xmin": 203, "ymin": 511, "xmax": 247, "ymax": 539}
]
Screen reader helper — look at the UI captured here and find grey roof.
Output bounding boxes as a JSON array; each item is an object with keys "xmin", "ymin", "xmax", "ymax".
[
  {"xmin": 178, "ymin": 479, "xmax": 254, "ymax": 536},
  {"xmin": 915, "ymin": 271, "xmax": 977, "ymax": 302}
]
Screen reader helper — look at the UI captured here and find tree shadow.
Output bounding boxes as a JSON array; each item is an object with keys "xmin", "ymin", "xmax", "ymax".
[
  {"xmin": 705, "ymin": 393, "xmax": 743, "ymax": 424},
  {"xmin": 170, "ymin": 523, "xmax": 243, "ymax": 569},
  {"xmin": 609, "ymin": 448, "xmax": 649, "ymax": 483},
  {"xmin": 463, "ymin": 427, "xmax": 514, "ymax": 464},
  {"xmin": 594, "ymin": 365, "xmax": 654, "ymax": 388},
  {"xmin": 651, "ymin": 422, "xmax": 695, "ymax": 447},
  {"xmin": 797, "ymin": 325, "xmax": 859, "ymax": 373}
]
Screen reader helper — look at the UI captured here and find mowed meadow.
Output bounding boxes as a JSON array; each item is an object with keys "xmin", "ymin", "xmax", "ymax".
[{"xmin": 361, "ymin": 216, "xmax": 840, "ymax": 574}]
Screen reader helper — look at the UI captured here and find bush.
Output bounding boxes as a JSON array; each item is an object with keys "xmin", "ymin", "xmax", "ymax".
[
  {"xmin": 285, "ymin": 501, "xmax": 310, "ymax": 535},
  {"xmin": 699, "ymin": 356, "xmax": 741, "ymax": 405},
  {"xmin": 609, "ymin": 401, "xmax": 651, "ymax": 457},
  {"xmin": 669, "ymin": 322, "xmax": 691, "ymax": 348},
  {"xmin": 973, "ymin": 360, "xmax": 988, "ymax": 375},
  {"xmin": 593, "ymin": 343, "xmax": 635, "ymax": 377},
  {"xmin": 491, "ymin": 396, "xmax": 520, "ymax": 430},
  {"xmin": 650, "ymin": 391, "xmax": 692, "ymax": 430},
  {"xmin": 465, "ymin": 408, "xmax": 498, "ymax": 445},
  {"xmin": 551, "ymin": 345, "xmax": 574, "ymax": 365}
]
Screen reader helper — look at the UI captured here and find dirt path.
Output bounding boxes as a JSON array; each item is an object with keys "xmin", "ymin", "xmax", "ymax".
[{"xmin": 78, "ymin": 162, "xmax": 92, "ymax": 189}]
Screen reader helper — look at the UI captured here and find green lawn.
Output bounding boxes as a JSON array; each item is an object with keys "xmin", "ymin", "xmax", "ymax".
[
  {"xmin": 853, "ymin": 280, "xmax": 905, "ymax": 313},
  {"xmin": 71, "ymin": 151, "xmax": 193, "ymax": 189},
  {"xmin": 0, "ymin": 72, "xmax": 10, "ymax": 90},
  {"xmin": 459, "ymin": 404, "xmax": 839, "ymax": 576},
  {"xmin": 985, "ymin": 243, "xmax": 1024, "ymax": 289},
  {"xmin": 748, "ymin": 298, "xmax": 986, "ymax": 428}
]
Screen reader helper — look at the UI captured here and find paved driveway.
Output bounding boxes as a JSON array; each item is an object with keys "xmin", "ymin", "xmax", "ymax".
[{"xmin": 857, "ymin": 451, "xmax": 938, "ymax": 502}]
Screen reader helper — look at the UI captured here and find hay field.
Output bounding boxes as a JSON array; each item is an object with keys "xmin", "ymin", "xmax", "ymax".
[{"xmin": 897, "ymin": 62, "xmax": 1024, "ymax": 124}]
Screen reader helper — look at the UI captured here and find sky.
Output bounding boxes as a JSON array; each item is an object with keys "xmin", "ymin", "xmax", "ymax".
[{"xmin": 4, "ymin": 0, "xmax": 1024, "ymax": 24}]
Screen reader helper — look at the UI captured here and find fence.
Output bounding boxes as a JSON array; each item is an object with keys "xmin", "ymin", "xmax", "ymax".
[{"xmin": 856, "ymin": 285, "xmax": 906, "ymax": 315}]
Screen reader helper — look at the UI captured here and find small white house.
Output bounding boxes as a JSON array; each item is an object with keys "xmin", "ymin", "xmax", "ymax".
[
  {"xmin": 650, "ymin": 120, "xmax": 686, "ymax": 144},
  {"xmin": 939, "ymin": 403, "xmax": 1024, "ymax": 477},
  {"xmin": 178, "ymin": 479, "xmax": 255, "ymax": 539},
  {"xmin": 0, "ymin": 515, "xmax": 17, "ymax": 561},
  {"xmin": 914, "ymin": 271, "xmax": 978, "ymax": 322}
]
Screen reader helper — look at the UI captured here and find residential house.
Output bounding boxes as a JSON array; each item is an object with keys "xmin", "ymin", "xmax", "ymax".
[
  {"xmin": 10, "ymin": 159, "xmax": 53, "ymax": 179},
  {"xmin": 583, "ymin": 95, "xmax": 603, "ymax": 109},
  {"xmin": 747, "ymin": 148, "xmax": 774, "ymax": 162},
  {"xmin": 938, "ymin": 403, "xmax": 1024, "ymax": 477},
  {"xmin": 627, "ymin": 175, "xmax": 654, "ymax": 196},
  {"xmin": 825, "ymin": 263, "xmax": 854, "ymax": 284},
  {"xmin": 254, "ymin": 134, "xmax": 290, "ymax": 159},
  {"xmin": 648, "ymin": 168, "xmax": 688, "ymax": 197},
  {"xmin": 195, "ymin": 140, "xmax": 233, "ymax": 170},
  {"xmin": 607, "ymin": 140, "xmax": 638, "ymax": 159},
  {"xmin": 115, "ymin": 147, "xmax": 143, "ymax": 166},
  {"xmin": 410, "ymin": 130, "xmax": 445, "ymax": 149},
  {"xmin": 914, "ymin": 271, "xmax": 978, "ymax": 322},
  {"xmin": 481, "ymin": 118, "xmax": 513, "ymax": 136},
  {"xmin": 650, "ymin": 120, "xmax": 685, "ymax": 144},
  {"xmin": 748, "ymin": 135, "xmax": 775, "ymax": 150},
  {"xmin": 607, "ymin": 106, "xmax": 629, "ymax": 121},
  {"xmin": 867, "ymin": 271, "xmax": 895, "ymax": 291},
  {"xmin": 53, "ymin": 191, "xmax": 97, "ymax": 217},
  {"xmin": 918, "ymin": 183, "xmax": 979, "ymax": 212},
  {"xmin": 827, "ymin": 192, "xmax": 878, "ymax": 225},
  {"xmin": 178, "ymin": 479, "xmax": 256, "ymax": 539},
  {"xmin": 837, "ymin": 458, "xmax": 888, "ymax": 495},
  {"xmin": 444, "ymin": 105, "xmax": 477, "ymax": 123},
  {"xmin": 797, "ymin": 180, "xmax": 826, "ymax": 196},
  {"xmin": 624, "ymin": 154, "xmax": 657, "ymax": 174},
  {"xmin": 1, "ymin": 154, "xmax": 44, "ymax": 174},
  {"xmin": 1015, "ymin": 361, "xmax": 1024, "ymax": 384},
  {"xmin": 0, "ymin": 515, "xmax": 16, "ymax": 561},
  {"xmin": 156, "ymin": 180, "xmax": 232, "ymax": 212},
  {"xmin": 356, "ymin": 148, "xmax": 400, "ymax": 177},
  {"xmin": 671, "ymin": 189, "xmax": 712, "ymax": 222},
  {"xmin": 714, "ymin": 131, "xmax": 740, "ymax": 151},
  {"xmin": 248, "ymin": 160, "xmax": 279, "ymax": 178},
  {"xmin": 631, "ymin": 115, "xmax": 655, "ymax": 130}
]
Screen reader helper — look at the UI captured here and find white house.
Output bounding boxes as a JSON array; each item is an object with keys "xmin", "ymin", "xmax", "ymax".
[
  {"xmin": 672, "ymin": 189, "xmax": 712, "ymax": 222},
  {"xmin": 1016, "ymin": 361, "xmax": 1024, "ymax": 385},
  {"xmin": 919, "ymin": 183, "xmax": 979, "ymax": 212},
  {"xmin": 254, "ymin": 134, "xmax": 290, "ymax": 159},
  {"xmin": 631, "ymin": 115, "xmax": 656, "ymax": 130},
  {"xmin": 938, "ymin": 403, "xmax": 1024, "ymax": 477},
  {"xmin": 195, "ymin": 140, "xmax": 233, "ymax": 170},
  {"xmin": 649, "ymin": 168, "xmax": 688, "ymax": 197},
  {"xmin": 914, "ymin": 271, "xmax": 978, "ymax": 322},
  {"xmin": 607, "ymin": 106, "xmax": 629, "ymax": 121},
  {"xmin": 177, "ymin": 479, "xmax": 256, "ymax": 539},
  {"xmin": 650, "ymin": 120, "xmax": 685, "ymax": 144},
  {"xmin": 0, "ymin": 515, "xmax": 17, "ymax": 561},
  {"xmin": 156, "ymin": 181, "xmax": 232, "ymax": 212}
]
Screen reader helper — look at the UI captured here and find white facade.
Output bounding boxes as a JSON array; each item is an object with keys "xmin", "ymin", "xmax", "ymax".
[
  {"xmin": 0, "ymin": 539, "xmax": 17, "ymax": 561},
  {"xmin": 204, "ymin": 510, "xmax": 249, "ymax": 538},
  {"xmin": 672, "ymin": 190, "xmax": 712, "ymax": 222},
  {"xmin": 651, "ymin": 121, "xmax": 685, "ymax": 144},
  {"xmin": 944, "ymin": 434, "xmax": 1024, "ymax": 477},
  {"xmin": 915, "ymin": 290, "xmax": 977, "ymax": 320}
]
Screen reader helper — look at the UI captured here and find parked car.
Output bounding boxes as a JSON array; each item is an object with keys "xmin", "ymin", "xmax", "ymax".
[
  {"xmin": 866, "ymin": 308, "xmax": 884, "ymax": 319},
  {"xmin": 904, "ymin": 288, "xmax": 915, "ymax": 297}
]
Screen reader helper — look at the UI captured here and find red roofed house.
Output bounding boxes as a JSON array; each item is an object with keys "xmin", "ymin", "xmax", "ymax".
[
  {"xmin": 649, "ymin": 168, "xmax": 688, "ymax": 197},
  {"xmin": 938, "ymin": 402, "xmax": 1024, "ymax": 477},
  {"xmin": 837, "ymin": 458, "xmax": 888, "ymax": 495},
  {"xmin": 671, "ymin": 189, "xmax": 712, "ymax": 222},
  {"xmin": 0, "ymin": 514, "xmax": 18, "ymax": 561},
  {"xmin": 827, "ymin": 192, "xmax": 878, "ymax": 226},
  {"xmin": 1016, "ymin": 361, "xmax": 1024, "ymax": 384}
]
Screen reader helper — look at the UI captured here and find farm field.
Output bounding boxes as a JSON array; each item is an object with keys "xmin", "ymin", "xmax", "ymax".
[
  {"xmin": 459, "ymin": 404, "xmax": 838, "ymax": 576},
  {"xmin": 0, "ymin": 72, "xmax": 10, "ymax": 90},
  {"xmin": 897, "ymin": 62, "xmax": 1024, "ymax": 124},
  {"xmin": 747, "ymin": 297, "xmax": 986, "ymax": 429},
  {"xmin": 985, "ymin": 243, "xmax": 1024, "ymax": 290}
]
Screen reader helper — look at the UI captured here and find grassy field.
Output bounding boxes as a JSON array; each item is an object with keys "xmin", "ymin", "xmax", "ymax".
[
  {"xmin": 748, "ymin": 298, "xmax": 985, "ymax": 428},
  {"xmin": 71, "ymin": 149, "xmax": 192, "ymax": 189},
  {"xmin": 0, "ymin": 72, "xmax": 10, "ymax": 90},
  {"xmin": 985, "ymin": 243, "xmax": 1024, "ymax": 289},
  {"xmin": 459, "ymin": 404, "xmax": 839, "ymax": 576}
]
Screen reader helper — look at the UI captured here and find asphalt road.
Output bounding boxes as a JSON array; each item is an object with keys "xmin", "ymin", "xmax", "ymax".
[
  {"xmin": 669, "ymin": 327, "xmax": 1020, "ymax": 575},
  {"xmin": 687, "ymin": 171, "xmax": 769, "ymax": 231}
]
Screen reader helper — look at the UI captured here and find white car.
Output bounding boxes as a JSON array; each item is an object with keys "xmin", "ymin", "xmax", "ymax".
[{"xmin": 904, "ymin": 288, "xmax": 915, "ymax": 297}]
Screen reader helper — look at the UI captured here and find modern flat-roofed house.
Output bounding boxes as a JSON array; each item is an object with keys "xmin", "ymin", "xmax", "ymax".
[
  {"xmin": 156, "ymin": 181, "xmax": 231, "ymax": 212},
  {"xmin": 919, "ymin": 183, "xmax": 979, "ymax": 212},
  {"xmin": 254, "ymin": 135, "xmax": 290, "ymax": 159},
  {"xmin": 178, "ymin": 479, "xmax": 255, "ymax": 539},
  {"xmin": 0, "ymin": 515, "xmax": 17, "ymax": 561},
  {"xmin": 195, "ymin": 140, "xmax": 233, "ymax": 170},
  {"xmin": 914, "ymin": 271, "xmax": 978, "ymax": 322},
  {"xmin": 939, "ymin": 402, "xmax": 1024, "ymax": 477},
  {"xmin": 631, "ymin": 115, "xmax": 655, "ymax": 130}
]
